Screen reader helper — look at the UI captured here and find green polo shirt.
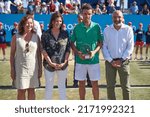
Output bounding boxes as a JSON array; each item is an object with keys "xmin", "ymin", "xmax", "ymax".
[{"xmin": 71, "ymin": 22, "xmax": 103, "ymax": 64}]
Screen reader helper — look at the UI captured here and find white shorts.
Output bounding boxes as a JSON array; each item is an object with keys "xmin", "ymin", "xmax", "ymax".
[{"xmin": 75, "ymin": 63, "xmax": 101, "ymax": 81}]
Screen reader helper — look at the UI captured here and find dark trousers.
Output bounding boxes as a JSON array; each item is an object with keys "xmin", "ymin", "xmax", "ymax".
[{"xmin": 105, "ymin": 61, "xmax": 130, "ymax": 100}]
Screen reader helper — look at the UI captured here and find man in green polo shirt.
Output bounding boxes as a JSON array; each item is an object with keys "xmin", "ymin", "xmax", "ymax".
[{"xmin": 70, "ymin": 3, "xmax": 103, "ymax": 100}]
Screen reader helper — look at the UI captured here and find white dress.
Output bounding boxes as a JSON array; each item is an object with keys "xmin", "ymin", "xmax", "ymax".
[{"xmin": 14, "ymin": 33, "xmax": 39, "ymax": 89}]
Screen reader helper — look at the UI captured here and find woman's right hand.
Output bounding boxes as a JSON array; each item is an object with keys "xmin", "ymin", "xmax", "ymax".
[{"xmin": 49, "ymin": 62, "xmax": 60, "ymax": 70}]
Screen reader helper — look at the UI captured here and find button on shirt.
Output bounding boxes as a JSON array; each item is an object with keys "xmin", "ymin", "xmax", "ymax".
[{"xmin": 102, "ymin": 23, "xmax": 134, "ymax": 62}]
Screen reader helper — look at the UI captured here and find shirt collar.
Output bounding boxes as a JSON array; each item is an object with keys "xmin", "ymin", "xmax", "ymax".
[
  {"xmin": 110, "ymin": 23, "xmax": 126, "ymax": 29},
  {"xmin": 81, "ymin": 21, "xmax": 94, "ymax": 28}
]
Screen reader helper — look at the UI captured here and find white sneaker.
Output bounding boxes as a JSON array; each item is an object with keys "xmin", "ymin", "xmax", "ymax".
[
  {"xmin": 129, "ymin": 57, "xmax": 132, "ymax": 60},
  {"xmin": 2, "ymin": 58, "xmax": 6, "ymax": 61},
  {"xmin": 134, "ymin": 57, "xmax": 137, "ymax": 60},
  {"xmin": 140, "ymin": 57, "xmax": 143, "ymax": 60}
]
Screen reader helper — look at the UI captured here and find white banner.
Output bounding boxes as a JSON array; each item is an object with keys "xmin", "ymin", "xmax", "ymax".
[{"xmin": 0, "ymin": 100, "xmax": 149, "ymax": 117}]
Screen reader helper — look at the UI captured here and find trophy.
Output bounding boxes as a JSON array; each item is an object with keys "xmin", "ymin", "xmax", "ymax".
[{"xmin": 80, "ymin": 44, "xmax": 91, "ymax": 59}]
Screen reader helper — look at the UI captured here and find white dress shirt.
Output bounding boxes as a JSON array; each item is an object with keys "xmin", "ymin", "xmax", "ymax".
[
  {"xmin": 4, "ymin": 0, "xmax": 12, "ymax": 13},
  {"xmin": 34, "ymin": 20, "xmax": 42, "ymax": 39},
  {"xmin": 22, "ymin": 0, "xmax": 28, "ymax": 9},
  {"xmin": 0, "ymin": 1, "xmax": 5, "ymax": 13},
  {"xmin": 14, "ymin": 0, "xmax": 22, "ymax": 6},
  {"xmin": 102, "ymin": 23, "xmax": 134, "ymax": 62}
]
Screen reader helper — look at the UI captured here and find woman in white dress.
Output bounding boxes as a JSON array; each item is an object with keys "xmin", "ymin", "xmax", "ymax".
[{"xmin": 10, "ymin": 15, "xmax": 42, "ymax": 100}]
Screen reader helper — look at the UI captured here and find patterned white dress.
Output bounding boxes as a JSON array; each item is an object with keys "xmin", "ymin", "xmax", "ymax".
[{"xmin": 14, "ymin": 33, "xmax": 39, "ymax": 89}]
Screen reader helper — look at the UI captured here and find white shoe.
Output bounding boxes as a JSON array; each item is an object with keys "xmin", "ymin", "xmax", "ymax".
[
  {"xmin": 2, "ymin": 58, "xmax": 6, "ymax": 61},
  {"xmin": 140, "ymin": 57, "xmax": 143, "ymax": 60}
]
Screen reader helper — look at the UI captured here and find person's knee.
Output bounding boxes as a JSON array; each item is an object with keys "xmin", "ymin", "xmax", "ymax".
[
  {"xmin": 27, "ymin": 88, "xmax": 35, "ymax": 93},
  {"xmin": 79, "ymin": 81, "xmax": 86, "ymax": 86},
  {"xmin": 91, "ymin": 81, "xmax": 99, "ymax": 87},
  {"xmin": 18, "ymin": 89, "xmax": 26, "ymax": 95}
]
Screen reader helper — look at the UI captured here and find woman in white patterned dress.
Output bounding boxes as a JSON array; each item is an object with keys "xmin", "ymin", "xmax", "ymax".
[{"xmin": 10, "ymin": 16, "xmax": 42, "ymax": 100}]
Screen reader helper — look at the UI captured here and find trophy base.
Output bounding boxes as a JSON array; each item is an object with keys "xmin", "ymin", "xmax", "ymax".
[{"xmin": 85, "ymin": 55, "xmax": 90, "ymax": 59}]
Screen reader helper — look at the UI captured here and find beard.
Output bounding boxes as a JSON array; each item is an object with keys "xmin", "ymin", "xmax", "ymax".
[
  {"xmin": 114, "ymin": 21, "xmax": 122, "ymax": 27},
  {"xmin": 114, "ymin": 23, "xmax": 122, "ymax": 27}
]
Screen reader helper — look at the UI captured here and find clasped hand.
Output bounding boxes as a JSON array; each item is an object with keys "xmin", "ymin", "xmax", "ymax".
[
  {"xmin": 50, "ymin": 62, "xmax": 66, "ymax": 70},
  {"xmin": 111, "ymin": 60, "xmax": 122, "ymax": 67}
]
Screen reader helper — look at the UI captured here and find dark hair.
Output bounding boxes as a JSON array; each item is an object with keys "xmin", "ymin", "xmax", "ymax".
[
  {"xmin": 26, "ymin": 10, "xmax": 34, "ymax": 15},
  {"xmin": 49, "ymin": 12, "xmax": 64, "ymax": 30},
  {"xmin": 82, "ymin": 3, "xmax": 92, "ymax": 11},
  {"xmin": 18, "ymin": 16, "xmax": 34, "ymax": 35}
]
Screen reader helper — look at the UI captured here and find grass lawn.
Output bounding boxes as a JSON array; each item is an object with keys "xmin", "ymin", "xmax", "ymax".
[{"xmin": 0, "ymin": 47, "xmax": 150, "ymax": 100}]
